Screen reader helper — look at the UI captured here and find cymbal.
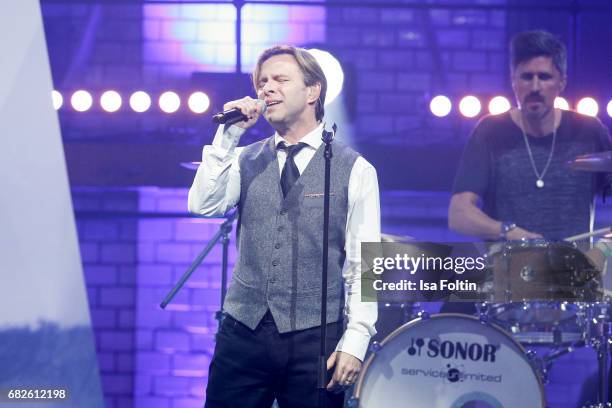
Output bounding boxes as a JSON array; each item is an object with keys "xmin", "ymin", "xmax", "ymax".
[
  {"xmin": 567, "ymin": 151, "xmax": 612, "ymax": 173},
  {"xmin": 180, "ymin": 161, "xmax": 201, "ymax": 170},
  {"xmin": 381, "ymin": 233, "xmax": 414, "ymax": 243}
]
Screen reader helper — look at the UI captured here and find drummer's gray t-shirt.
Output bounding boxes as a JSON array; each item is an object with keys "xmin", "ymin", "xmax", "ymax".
[{"xmin": 453, "ymin": 110, "xmax": 612, "ymax": 240}]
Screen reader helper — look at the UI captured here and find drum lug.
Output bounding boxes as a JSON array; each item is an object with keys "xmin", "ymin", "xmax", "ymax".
[
  {"xmin": 479, "ymin": 313, "xmax": 489, "ymax": 324},
  {"xmin": 520, "ymin": 265, "xmax": 535, "ymax": 282},
  {"xmin": 347, "ymin": 396, "xmax": 359, "ymax": 408},
  {"xmin": 476, "ymin": 302, "xmax": 489, "ymax": 321},
  {"xmin": 417, "ymin": 310, "xmax": 430, "ymax": 320},
  {"xmin": 369, "ymin": 341, "xmax": 382, "ymax": 353},
  {"xmin": 525, "ymin": 349, "xmax": 538, "ymax": 361}
]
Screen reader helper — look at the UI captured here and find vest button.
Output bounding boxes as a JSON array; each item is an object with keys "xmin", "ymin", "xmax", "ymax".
[
  {"xmin": 272, "ymin": 260, "xmax": 279, "ymax": 267},
  {"xmin": 275, "ymin": 243, "xmax": 281, "ymax": 249},
  {"xmin": 277, "ymin": 226, "xmax": 284, "ymax": 232}
]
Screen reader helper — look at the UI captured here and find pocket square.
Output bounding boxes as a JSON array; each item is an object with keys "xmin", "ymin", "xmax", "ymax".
[{"xmin": 304, "ymin": 192, "xmax": 336, "ymax": 198}]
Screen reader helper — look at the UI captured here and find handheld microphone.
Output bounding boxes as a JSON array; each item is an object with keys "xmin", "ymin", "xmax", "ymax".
[{"xmin": 212, "ymin": 100, "xmax": 266, "ymax": 126}]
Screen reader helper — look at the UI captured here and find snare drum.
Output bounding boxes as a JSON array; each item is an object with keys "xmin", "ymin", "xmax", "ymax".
[
  {"xmin": 484, "ymin": 241, "xmax": 598, "ymax": 345},
  {"xmin": 486, "ymin": 240, "xmax": 598, "ymax": 302},
  {"xmin": 351, "ymin": 314, "xmax": 545, "ymax": 408}
]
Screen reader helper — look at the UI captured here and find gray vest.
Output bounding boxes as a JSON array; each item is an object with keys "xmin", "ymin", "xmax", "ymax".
[{"xmin": 223, "ymin": 136, "xmax": 359, "ymax": 333}]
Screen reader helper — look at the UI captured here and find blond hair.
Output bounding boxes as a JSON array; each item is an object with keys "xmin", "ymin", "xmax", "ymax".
[{"xmin": 252, "ymin": 45, "xmax": 327, "ymax": 122}]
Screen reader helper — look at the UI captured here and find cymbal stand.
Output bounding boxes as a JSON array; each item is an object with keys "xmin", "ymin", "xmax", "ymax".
[{"xmin": 583, "ymin": 303, "xmax": 612, "ymax": 407}]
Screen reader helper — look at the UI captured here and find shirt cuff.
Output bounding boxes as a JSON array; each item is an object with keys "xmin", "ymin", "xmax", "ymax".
[
  {"xmin": 335, "ymin": 326, "xmax": 372, "ymax": 362},
  {"xmin": 211, "ymin": 124, "xmax": 245, "ymax": 153}
]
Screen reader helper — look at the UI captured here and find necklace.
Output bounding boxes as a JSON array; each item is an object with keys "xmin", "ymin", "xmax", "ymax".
[{"xmin": 518, "ymin": 111, "xmax": 557, "ymax": 189}]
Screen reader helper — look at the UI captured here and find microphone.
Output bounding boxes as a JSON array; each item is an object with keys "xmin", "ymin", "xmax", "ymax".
[{"xmin": 212, "ymin": 100, "xmax": 266, "ymax": 126}]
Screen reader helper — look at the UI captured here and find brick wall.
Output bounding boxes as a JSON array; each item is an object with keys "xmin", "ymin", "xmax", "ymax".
[
  {"xmin": 326, "ymin": 1, "xmax": 508, "ymax": 147},
  {"xmin": 74, "ymin": 188, "xmax": 236, "ymax": 408}
]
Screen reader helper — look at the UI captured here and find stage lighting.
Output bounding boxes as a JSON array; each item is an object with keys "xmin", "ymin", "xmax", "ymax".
[
  {"xmin": 429, "ymin": 95, "xmax": 452, "ymax": 117},
  {"xmin": 188, "ymin": 92, "xmax": 210, "ymax": 114},
  {"xmin": 129, "ymin": 91, "xmax": 152, "ymax": 113},
  {"xmin": 488, "ymin": 96, "xmax": 511, "ymax": 115},
  {"xmin": 577, "ymin": 97, "xmax": 599, "ymax": 117},
  {"xmin": 607, "ymin": 100, "xmax": 612, "ymax": 118},
  {"xmin": 308, "ymin": 49, "xmax": 344, "ymax": 105},
  {"xmin": 554, "ymin": 97, "xmax": 570, "ymax": 111},
  {"xmin": 52, "ymin": 90, "xmax": 63, "ymax": 110},
  {"xmin": 159, "ymin": 91, "xmax": 181, "ymax": 113},
  {"xmin": 100, "ymin": 90, "xmax": 122, "ymax": 113},
  {"xmin": 71, "ymin": 90, "xmax": 93, "ymax": 112},
  {"xmin": 459, "ymin": 95, "xmax": 481, "ymax": 118}
]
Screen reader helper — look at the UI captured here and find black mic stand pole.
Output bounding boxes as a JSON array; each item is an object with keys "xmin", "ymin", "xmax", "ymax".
[{"xmin": 318, "ymin": 123, "xmax": 336, "ymax": 408}]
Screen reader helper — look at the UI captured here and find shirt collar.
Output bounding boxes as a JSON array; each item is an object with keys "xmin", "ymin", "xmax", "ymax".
[{"xmin": 274, "ymin": 123, "xmax": 324, "ymax": 150}]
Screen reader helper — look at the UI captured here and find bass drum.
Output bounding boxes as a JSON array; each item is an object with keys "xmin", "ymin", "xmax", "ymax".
[{"xmin": 351, "ymin": 314, "xmax": 545, "ymax": 408}]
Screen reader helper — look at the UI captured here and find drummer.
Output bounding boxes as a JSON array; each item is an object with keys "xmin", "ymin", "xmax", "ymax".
[{"xmin": 448, "ymin": 30, "xmax": 612, "ymax": 266}]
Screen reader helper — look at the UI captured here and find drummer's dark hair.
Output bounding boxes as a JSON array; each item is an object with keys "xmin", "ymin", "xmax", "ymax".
[{"xmin": 510, "ymin": 30, "xmax": 567, "ymax": 77}]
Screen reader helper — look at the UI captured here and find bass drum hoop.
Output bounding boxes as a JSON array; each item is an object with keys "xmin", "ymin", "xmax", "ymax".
[{"xmin": 352, "ymin": 313, "xmax": 546, "ymax": 407}]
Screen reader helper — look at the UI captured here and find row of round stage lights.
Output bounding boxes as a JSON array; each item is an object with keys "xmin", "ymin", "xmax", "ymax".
[
  {"xmin": 430, "ymin": 95, "xmax": 612, "ymax": 118},
  {"xmin": 50, "ymin": 51, "xmax": 343, "ymax": 114},
  {"xmin": 51, "ymin": 90, "xmax": 212, "ymax": 113}
]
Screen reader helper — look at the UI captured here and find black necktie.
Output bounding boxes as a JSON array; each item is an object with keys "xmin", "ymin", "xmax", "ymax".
[{"xmin": 278, "ymin": 142, "xmax": 307, "ymax": 197}]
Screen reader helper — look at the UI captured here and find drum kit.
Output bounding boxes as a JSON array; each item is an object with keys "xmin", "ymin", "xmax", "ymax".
[
  {"xmin": 348, "ymin": 153, "xmax": 612, "ymax": 407},
  {"xmin": 351, "ymin": 240, "xmax": 612, "ymax": 408}
]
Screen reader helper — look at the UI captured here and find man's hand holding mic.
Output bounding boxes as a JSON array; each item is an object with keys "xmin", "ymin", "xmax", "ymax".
[{"xmin": 212, "ymin": 97, "xmax": 267, "ymax": 129}]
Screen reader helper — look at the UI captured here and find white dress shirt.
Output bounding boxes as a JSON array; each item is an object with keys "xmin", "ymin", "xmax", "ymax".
[{"xmin": 188, "ymin": 123, "xmax": 379, "ymax": 361}]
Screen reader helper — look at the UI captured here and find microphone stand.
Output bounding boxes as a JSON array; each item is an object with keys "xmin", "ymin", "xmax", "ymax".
[
  {"xmin": 160, "ymin": 210, "xmax": 237, "ymax": 333},
  {"xmin": 318, "ymin": 123, "xmax": 336, "ymax": 408}
]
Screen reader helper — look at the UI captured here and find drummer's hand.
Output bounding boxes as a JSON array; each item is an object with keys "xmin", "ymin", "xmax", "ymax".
[
  {"xmin": 586, "ymin": 248, "xmax": 606, "ymax": 273},
  {"xmin": 326, "ymin": 351, "xmax": 361, "ymax": 393},
  {"xmin": 506, "ymin": 227, "xmax": 542, "ymax": 241}
]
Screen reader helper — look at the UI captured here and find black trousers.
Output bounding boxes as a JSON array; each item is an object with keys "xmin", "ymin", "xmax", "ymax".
[{"xmin": 205, "ymin": 312, "xmax": 345, "ymax": 408}]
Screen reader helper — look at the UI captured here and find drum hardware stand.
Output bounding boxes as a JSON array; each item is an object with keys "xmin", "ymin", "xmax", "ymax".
[
  {"xmin": 159, "ymin": 210, "xmax": 237, "ymax": 337},
  {"xmin": 589, "ymin": 320, "xmax": 612, "ymax": 405},
  {"xmin": 526, "ymin": 342, "xmax": 586, "ymax": 384}
]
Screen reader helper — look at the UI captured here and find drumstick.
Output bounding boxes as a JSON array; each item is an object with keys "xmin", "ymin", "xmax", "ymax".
[{"xmin": 564, "ymin": 226, "xmax": 612, "ymax": 242}]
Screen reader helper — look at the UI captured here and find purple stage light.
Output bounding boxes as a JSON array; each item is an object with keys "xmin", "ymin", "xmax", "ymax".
[
  {"xmin": 52, "ymin": 90, "xmax": 63, "ymax": 110},
  {"xmin": 488, "ymin": 96, "xmax": 511, "ymax": 115},
  {"xmin": 159, "ymin": 91, "xmax": 181, "ymax": 113},
  {"xmin": 554, "ymin": 96, "xmax": 570, "ymax": 111},
  {"xmin": 144, "ymin": 3, "xmax": 325, "ymax": 74},
  {"xmin": 459, "ymin": 95, "xmax": 481, "ymax": 118},
  {"xmin": 129, "ymin": 91, "xmax": 151, "ymax": 113},
  {"xmin": 100, "ymin": 90, "xmax": 122, "ymax": 113},
  {"xmin": 71, "ymin": 90, "xmax": 93, "ymax": 112},
  {"xmin": 429, "ymin": 95, "xmax": 452, "ymax": 117},
  {"xmin": 307, "ymin": 49, "xmax": 343, "ymax": 105},
  {"xmin": 188, "ymin": 92, "xmax": 210, "ymax": 114},
  {"xmin": 577, "ymin": 97, "xmax": 599, "ymax": 117}
]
